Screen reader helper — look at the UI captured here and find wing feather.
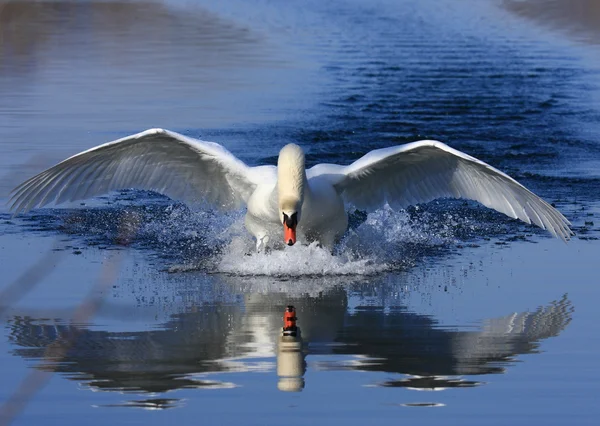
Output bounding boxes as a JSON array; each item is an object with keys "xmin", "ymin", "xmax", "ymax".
[
  {"xmin": 9, "ymin": 128, "xmax": 256, "ymax": 214},
  {"xmin": 308, "ymin": 140, "xmax": 572, "ymax": 241}
]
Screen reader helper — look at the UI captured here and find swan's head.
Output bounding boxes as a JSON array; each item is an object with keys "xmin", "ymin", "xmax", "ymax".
[
  {"xmin": 279, "ymin": 197, "xmax": 301, "ymax": 246},
  {"xmin": 277, "ymin": 144, "xmax": 306, "ymax": 246}
]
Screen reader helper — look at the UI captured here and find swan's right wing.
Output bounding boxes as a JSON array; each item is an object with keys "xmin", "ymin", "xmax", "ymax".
[
  {"xmin": 9, "ymin": 128, "xmax": 256, "ymax": 214},
  {"xmin": 308, "ymin": 140, "xmax": 572, "ymax": 241}
]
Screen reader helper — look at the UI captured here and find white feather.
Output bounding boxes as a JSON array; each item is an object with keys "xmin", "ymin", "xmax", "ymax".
[
  {"xmin": 9, "ymin": 128, "xmax": 256, "ymax": 214},
  {"xmin": 308, "ymin": 140, "xmax": 572, "ymax": 241}
]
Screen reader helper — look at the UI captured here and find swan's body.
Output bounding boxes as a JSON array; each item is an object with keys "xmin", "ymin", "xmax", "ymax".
[{"xmin": 9, "ymin": 128, "xmax": 573, "ymax": 249}]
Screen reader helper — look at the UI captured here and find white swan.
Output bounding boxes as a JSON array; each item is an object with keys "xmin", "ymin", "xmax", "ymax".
[{"xmin": 9, "ymin": 128, "xmax": 572, "ymax": 250}]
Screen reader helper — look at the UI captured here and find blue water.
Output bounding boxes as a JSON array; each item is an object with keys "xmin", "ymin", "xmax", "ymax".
[{"xmin": 1, "ymin": 0, "xmax": 599, "ymax": 425}]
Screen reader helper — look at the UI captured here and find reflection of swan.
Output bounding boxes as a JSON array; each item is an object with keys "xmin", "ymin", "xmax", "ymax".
[
  {"xmin": 10, "ymin": 129, "xmax": 572, "ymax": 250},
  {"xmin": 6, "ymin": 285, "xmax": 572, "ymax": 397},
  {"xmin": 277, "ymin": 335, "xmax": 306, "ymax": 392}
]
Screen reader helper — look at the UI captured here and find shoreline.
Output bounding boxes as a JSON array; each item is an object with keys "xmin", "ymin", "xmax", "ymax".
[{"xmin": 503, "ymin": 0, "xmax": 600, "ymax": 44}]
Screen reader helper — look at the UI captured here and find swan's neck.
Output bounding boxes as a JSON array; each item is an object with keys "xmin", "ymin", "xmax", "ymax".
[{"xmin": 277, "ymin": 144, "xmax": 307, "ymax": 210}]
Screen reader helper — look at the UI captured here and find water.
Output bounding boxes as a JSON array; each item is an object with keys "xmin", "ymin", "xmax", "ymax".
[{"xmin": 1, "ymin": 0, "xmax": 599, "ymax": 424}]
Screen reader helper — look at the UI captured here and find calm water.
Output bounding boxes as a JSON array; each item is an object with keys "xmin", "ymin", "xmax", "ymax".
[{"xmin": 1, "ymin": 0, "xmax": 599, "ymax": 425}]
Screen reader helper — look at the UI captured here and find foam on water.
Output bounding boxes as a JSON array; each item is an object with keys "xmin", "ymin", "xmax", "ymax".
[
  {"xmin": 7, "ymin": 193, "xmax": 516, "ymax": 277},
  {"xmin": 169, "ymin": 204, "xmax": 474, "ymax": 277},
  {"xmin": 216, "ymin": 238, "xmax": 388, "ymax": 276}
]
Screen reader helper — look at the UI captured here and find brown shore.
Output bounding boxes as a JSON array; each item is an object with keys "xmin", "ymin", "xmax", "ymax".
[{"xmin": 504, "ymin": 0, "xmax": 600, "ymax": 44}]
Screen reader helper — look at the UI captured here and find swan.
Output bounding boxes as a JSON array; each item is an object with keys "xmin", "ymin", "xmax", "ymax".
[{"xmin": 8, "ymin": 128, "xmax": 572, "ymax": 250}]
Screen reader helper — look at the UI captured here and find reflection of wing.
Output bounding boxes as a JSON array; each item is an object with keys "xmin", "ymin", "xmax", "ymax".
[
  {"xmin": 449, "ymin": 295, "xmax": 573, "ymax": 374},
  {"xmin": 9, "ymin": 129, "xmax": 257, "ymax": 214},
  {"xmin": 334, "ymin": 295, "xmax": 573, "ymax": 377},
  {"xmin": 481, "ymin": 295, "xmax": 573, "ymax": 339},
  {"xmin": 8, "ymin": 305, "xmax": 243, "ymax": 393},
  {"xmin": 309, "ymin": 141, "xmax": 572, "ymax": 240}
]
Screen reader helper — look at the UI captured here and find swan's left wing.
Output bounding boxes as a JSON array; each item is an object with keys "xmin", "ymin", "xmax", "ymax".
[
  {"xmin": 307, "ymin": 140, "xmax": 572, "ymax": 241},
  {"xmin": 9, "ymin": 128, "xmax": 257, "ymax": 214}
]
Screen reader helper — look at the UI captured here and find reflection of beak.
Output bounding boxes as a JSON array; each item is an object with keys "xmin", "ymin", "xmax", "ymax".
[{"xmin": 284, "ymin": 222, "xmax": 296, "ymax": 246}]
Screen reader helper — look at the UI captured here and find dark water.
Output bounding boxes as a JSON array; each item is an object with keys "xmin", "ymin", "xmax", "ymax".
[{"xmin": 1, "ymin": 0, "xmax": 599, "ymax": 425}]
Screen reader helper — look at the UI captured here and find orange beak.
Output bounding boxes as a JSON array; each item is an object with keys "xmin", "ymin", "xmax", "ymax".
[{"xmin": 284, "ymin": 222, "xmax": 296, "ymax": 246}]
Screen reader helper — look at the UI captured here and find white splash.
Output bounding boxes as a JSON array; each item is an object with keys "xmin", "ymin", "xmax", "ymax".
[
  {"xmin": 152, "ymin": 203, "xmax": 464, "ymax": 277},
  {"xmin": 217, "ymin": 238, "xmax": 389, "ymax": 276}
]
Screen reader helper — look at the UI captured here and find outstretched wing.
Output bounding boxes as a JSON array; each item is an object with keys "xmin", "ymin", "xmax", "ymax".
[
  {"xmin": 9, "ymin": 128, "xmax": 256, "ymax": 214},
  {"xmin": 307, "ymin": 140, "xmax": 572, "ymax": 241}
]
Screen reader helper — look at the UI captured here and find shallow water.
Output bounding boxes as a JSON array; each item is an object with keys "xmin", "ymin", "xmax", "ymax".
[{"xmin": 1, "ymin": 0, "xmax": 599, "ymax": 425}]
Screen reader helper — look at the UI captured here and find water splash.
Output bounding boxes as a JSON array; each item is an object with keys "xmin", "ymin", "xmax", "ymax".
[
  {"xmin": 8, "ymin": 193, "xmax": 523, "ymax": 277},
  {"xmin": 215, "ymin": 238, "xmax": 388, "ymax": 276},
  {"xmin": 173, "ymin": 204, "xmax": 491, "ymax": 276}
]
